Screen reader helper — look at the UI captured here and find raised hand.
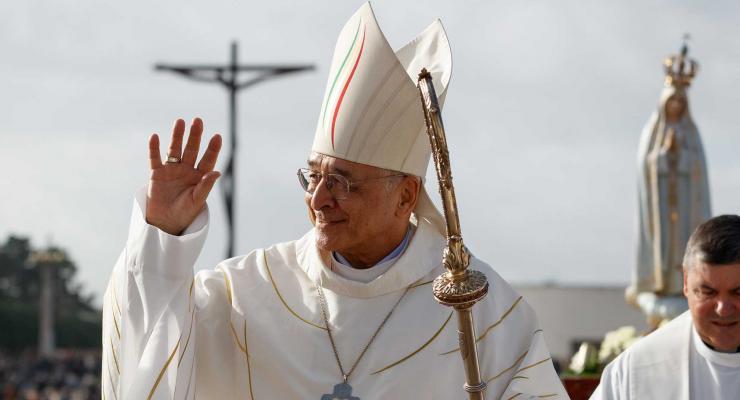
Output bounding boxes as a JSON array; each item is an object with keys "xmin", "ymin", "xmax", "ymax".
[{"xmin": 146, "ymin": 118, "xmax": 222, "ymax": 235}]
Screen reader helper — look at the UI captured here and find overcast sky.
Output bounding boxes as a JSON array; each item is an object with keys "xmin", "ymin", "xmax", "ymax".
[{"xmin": 2, "ymin": 0, "xmax": 738, "ymax": 306}]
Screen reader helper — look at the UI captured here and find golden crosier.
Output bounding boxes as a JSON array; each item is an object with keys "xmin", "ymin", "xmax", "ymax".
[{"xmin": 418, "ymin": 69, "xmax": 489, "ymax": 399}]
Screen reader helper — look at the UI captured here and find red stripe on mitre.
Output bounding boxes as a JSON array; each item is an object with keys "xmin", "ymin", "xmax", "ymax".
[{"xmin": 331, "ymin": 26, "xmax": 367, "ymax": 150}]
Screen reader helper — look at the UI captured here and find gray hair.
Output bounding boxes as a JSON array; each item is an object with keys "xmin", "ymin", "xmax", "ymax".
[
  {"xmin": 380, "ymin": 168, "xmax": 418, "ymax": 193},
  {"xmin": 682, "ymin": 214, "xmax": 740, "ymax": 270}
]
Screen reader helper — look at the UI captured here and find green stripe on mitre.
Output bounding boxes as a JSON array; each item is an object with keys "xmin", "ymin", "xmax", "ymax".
[{"xmin": 322, "ymin": 20, "xmax": 362, "ymax": 128}]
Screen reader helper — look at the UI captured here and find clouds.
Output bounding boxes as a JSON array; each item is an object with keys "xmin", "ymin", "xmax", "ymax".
[{"xmin": 1, "ymin": 0, "xmax": 738, "ymax": 305}]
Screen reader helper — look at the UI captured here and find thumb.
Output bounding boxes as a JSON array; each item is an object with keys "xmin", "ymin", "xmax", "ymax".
[{"xmin": 193, "ymin": 171, "xmax": 221, "ymax": 204}]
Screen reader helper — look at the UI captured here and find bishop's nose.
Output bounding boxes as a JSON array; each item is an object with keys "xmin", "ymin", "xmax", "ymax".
[{"xmin": 310, "ymin": 177, "xmax": 337, "ymax": 211}]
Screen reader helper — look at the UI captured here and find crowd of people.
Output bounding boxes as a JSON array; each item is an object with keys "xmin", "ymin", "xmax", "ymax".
[{"xmin": 0, "ymin": 350, "xmax": 100, "ymax": 400}]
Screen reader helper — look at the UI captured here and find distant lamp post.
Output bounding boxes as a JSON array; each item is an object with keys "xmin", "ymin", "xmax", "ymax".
[
  {"xmin": 155, "ymin": 41, "xmax": 314, "ymax": 257},
  {"xmin": 29, "ymin": 248, "xmax": 66, "ymax": 357}
]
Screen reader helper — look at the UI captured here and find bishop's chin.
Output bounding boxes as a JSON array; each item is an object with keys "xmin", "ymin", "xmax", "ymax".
[{"xmin": 314, "ymin": 228, "xmax": 339, "ymax": 253}]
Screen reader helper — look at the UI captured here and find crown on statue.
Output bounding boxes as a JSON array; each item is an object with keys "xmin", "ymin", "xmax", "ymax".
[{"xmin": 663, "ymin": 39, "xmax": 698, "ymax": 88}]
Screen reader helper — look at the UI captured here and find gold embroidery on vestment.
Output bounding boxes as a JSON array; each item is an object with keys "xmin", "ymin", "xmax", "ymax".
[
  {"xmin": 111, "ymin": 275, "xmax": 122, "ymax": 319},
  {"xmin": 106, "ymin": 353, "xmax": 118, "ymax": 400},
  {"xmin": 514, "ymin": 357, "xmax": 552, "ymax": 375},
  {"xmin": 111, "ymin": 303, "xmax": 121, "ymax": 340},
  {"xmin": 147, "ymin": 334, "xmax": 182, "ymax": 400},
  {"xmin": 370, "ymin": 311, "xmax": 454, "ymax": 375},
  {"xmin": 189, "ymin": 277, "xmax": 195, "ymax": 312},
  {"xmin": 263, "ymin": 250, "xmax": 326, "ymax": 330},
  {"xmin": 442, "ymin": 296, "xmax": 523, "ymax": 355},
  {"xmin": 230, "ymin": 321, "xmax": 247, "ymax": 353},
  {"xmin": 219, "ymin": 269, "xmax": 233, "ymax": 305},
  {"xmin": 178, "ymin": 308, "xmax": 196, "ymax": 368},
  {"xmin": 409, "ymin": 279, "xmax": 434, "ymax": 289},
  {"xmin": 109, "ymin": 336, "xmax": 120, "ymax": 374},
  {"xmin": 485, "ymin": 350, "xmax": 528, "ymax": 384},
  {"xmin": 244, "ymin": 320, "xmax": 255, "ymax": 400}
]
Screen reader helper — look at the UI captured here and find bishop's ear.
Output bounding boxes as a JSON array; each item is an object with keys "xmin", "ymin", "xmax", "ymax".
[{"xmin": 397, "ymin": 176, "xmax": 421, "ymax": 214}]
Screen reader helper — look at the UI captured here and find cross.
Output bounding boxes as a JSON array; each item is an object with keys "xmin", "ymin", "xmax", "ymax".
[
  {"xmin": 155, "ymin": 42, "xmax": 313, "ymax": 257},
  {"xmin": 321, "ymin": 383, "xmax": 360, "ymax": 400},
  {"xmin": 680, "ymin": 33, "xmax": 691, "ymax": 57}
]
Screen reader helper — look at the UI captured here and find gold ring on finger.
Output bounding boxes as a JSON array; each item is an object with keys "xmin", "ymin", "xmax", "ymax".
[{"xmin": 166, "ymin": 156, "xmax": 182, "ymax": 164}]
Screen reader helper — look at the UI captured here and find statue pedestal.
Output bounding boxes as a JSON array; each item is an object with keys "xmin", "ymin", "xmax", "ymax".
[
  {"xmin": 636, "ymin": 293, "xmax": 688, "ymax": 327},
  {"xmin": 562, "ymin": 376, "xmax": 600, "ymax": 400}
]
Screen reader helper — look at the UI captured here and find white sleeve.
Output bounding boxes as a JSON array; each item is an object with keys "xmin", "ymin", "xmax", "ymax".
[
  {"xmin": 590, "ymin": 352, "xmax": 631, "ymax": 400},
  {"xmin": 102, "ymin": 187, "xmax": 210, "ymax": 400}
]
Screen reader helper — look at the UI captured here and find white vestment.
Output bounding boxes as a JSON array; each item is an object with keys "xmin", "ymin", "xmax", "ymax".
[
  {"xmin": 102, "ymin": 192, "xmax": 567, "ymax": 399},
  {"xmin": 591, "ymin": 311, "xmax": 740, "ymax": 400}
]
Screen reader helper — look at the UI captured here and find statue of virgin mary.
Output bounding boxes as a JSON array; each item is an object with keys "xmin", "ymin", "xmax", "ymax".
[{"xmin": 626, "ymin": 44, "xmax": 712, "ymax": 325}]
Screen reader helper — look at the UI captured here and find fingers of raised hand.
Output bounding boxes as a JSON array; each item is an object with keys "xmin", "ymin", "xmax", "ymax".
[
  {"xmin": 167, "ymin": 119, "xmax": 186, "ymax": 160},
  {"xmin": 149, "ymin": 134, "xmax": 163, "ymax": 170},
  {"xmin": 182, "ymin": 117, "xmax": 204, "ymax": 166},
  {"xmin": 193, "ymin": 171, "xmax": 221, "ymax": 204},
  {"xmin": 197, "ymin": 134, "xmax": 223, "ymax": 173}
]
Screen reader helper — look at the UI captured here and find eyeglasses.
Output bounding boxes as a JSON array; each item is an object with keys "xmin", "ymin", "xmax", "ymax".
[{"xmin": 297, "ymin": 168, "xmax": 406, "ymax": 200}]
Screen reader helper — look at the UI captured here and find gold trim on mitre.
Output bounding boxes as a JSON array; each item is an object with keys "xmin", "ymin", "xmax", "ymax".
[{"xmin": 311, "ymin": 2, "xmax": 452, "ymax": 235}]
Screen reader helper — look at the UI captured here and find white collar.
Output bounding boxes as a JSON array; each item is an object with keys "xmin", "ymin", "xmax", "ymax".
[
  {"xmin": 295, "ymin": 218, "xmax": 444, "ymax": 298},
  {"xmin": 692, "ymin": 324, "xmax": 740, "ymax": 368},
  {"xmin": 330, "ymin": 225, "xmax": 414, "ymax": 283}
]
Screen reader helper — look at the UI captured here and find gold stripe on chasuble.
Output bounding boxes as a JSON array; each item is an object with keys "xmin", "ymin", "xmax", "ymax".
[
  {"xmin": 230, "ymin": 321, "xmax": 247, "ymax": 353},
  {"xmin": 370, "ymin": 311, "xmax": 454, "ymax": 375},
  {"xmin": 409, "ymin": 279, "xmax": 433, "ymax": 289},
  {"xmin": 111, "ymin": 302, "xmax": 121, "ymax": 339},
  {"xmin": 244, "ymin": 320, "xmax": 255, "ymax": 400},
  {"xmin": 507, "ymin": 393, "xmax": 558, "ymax": 400},
  {"xmin": 262, "ymin": 251, "xmax": 326, "ymax": 330},
  {"xmin": 514, "ymin": 357, "xmax": 552, "ymax": 375},
  {"xmin": 188, "ymin": 277, "xmax": 195, "ymax": 312},
  {"xmin": 485, "ymin": 350, "xmax": 528, "ymax": 384},
  {"xmin": 106, "ymin": 356, "xmax": 118, "ymax": 400},
  {"xmin": 229, "ymin": 319, "xmax": 255, "ymax": 400},
  {"xmin": 109, "ymin": 337, "xmax": 120, "ymax": 374},
  {"xmin": 484, "ymin": 329, "xmax": 549, "ymax": 384},
  {"xmin": 219, "ymin": 269, "xmax": 233, "ymax": 305},
  {"xmin": 178, "ymin": 308, "xmax": 196, "ymax": 368},
  {"xmin": 441, "ymin": 296, "xmax": 524, "ymax": 355},
  {"xmin": 111, "ymin": 275, "xmax": 122, "ymax": 319},
  {"xmin": 147, "ymin": 334, "xmax": 182, "ymax": 400}
]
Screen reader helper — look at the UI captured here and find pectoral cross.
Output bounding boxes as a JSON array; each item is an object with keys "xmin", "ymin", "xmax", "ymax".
[{"xmin": 320, "ymin": 383, "xmax": 360, "ymax": 400}]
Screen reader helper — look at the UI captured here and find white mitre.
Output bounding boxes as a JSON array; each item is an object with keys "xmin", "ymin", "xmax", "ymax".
[{"xmin": 312, "ymin": 1, "xmax": 451, "ymax": 234}]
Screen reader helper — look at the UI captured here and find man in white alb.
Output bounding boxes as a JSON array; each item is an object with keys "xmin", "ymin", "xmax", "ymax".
[
  {"xmin": 592, "ymin": 214, "xmax": 740, "ymax": 399},
  {"xmin": 101, "ymin": 3, "xmax": 567, "ymax": 399}
]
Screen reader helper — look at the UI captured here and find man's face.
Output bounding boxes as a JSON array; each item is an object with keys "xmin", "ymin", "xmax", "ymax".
[
  {"xmin": 684, "ymin": 262, "xmax": 740, "ymax": 352},
  {"xmin": 305, "ymin": 153, "xmax": 403, "ymax": 260}
]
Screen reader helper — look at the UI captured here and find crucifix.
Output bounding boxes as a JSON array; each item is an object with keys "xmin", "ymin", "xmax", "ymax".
[
  {"xmin": 155, "ymin": 42, "xmax": 314, "ymax": 257},
  {"xmin": 321, "ymin": 383, "xmax": 360, "ymax": 400}
]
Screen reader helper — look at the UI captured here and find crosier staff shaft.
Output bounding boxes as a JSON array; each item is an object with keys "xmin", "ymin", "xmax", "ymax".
[{"xmin": 417, "ymin": 68, "xmax": 490, "ymax": 400}]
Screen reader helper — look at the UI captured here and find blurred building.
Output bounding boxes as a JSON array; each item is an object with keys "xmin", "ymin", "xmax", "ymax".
[{"xmin": 514, "ymin": 284, "xmax": 647, "ymax": 364}]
